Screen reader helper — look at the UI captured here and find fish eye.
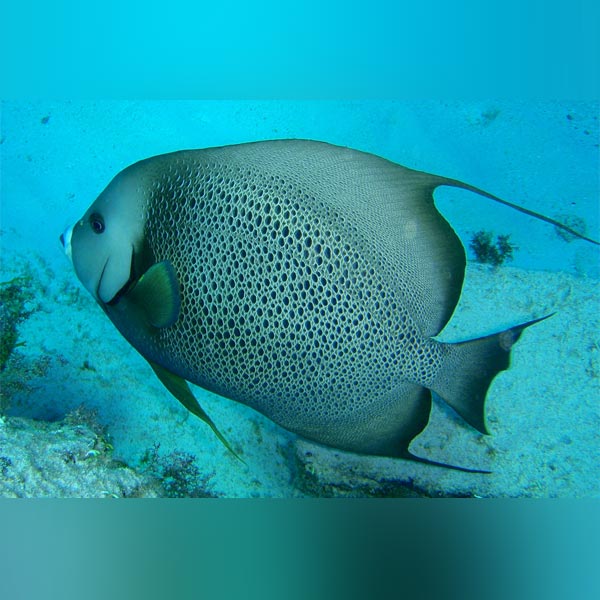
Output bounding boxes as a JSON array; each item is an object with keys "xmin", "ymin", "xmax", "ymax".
[{"xmin": 89, "ymin": 213, "xmax": 105, "ymax": 234}]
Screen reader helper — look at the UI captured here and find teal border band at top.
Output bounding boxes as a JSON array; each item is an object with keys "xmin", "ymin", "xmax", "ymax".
[{"xmin": 1, "ymin": 0, "xmax": 599, "ymax": 99}]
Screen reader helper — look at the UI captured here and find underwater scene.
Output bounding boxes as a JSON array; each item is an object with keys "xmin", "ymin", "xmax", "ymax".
[{"xmin": 1, "ymin": 100, "xmax": 598, "ymax": 498}]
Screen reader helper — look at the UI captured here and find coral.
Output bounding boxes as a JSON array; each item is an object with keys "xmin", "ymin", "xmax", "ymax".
[
  {"xmin": 469, "ymin": 231, "xmax": 516, "ymax": 266},
  {"xmin": 0, "ymin": 277, "xmax": 36, "ymax": 414},
  {"xmin": 0, "ymin": 416, "xmax": 161, "ymax": 498},
  {"xmin": 65, "ymin": 404, "xmax": 107, "ymax": 437},
  {"xmin": 64, "ymin": 404, "xmax": 114, "ymax": 456},
  {"xmin": 0, "ymin": 276, "xmax": 34, "ymax": 372},
  {"xmin": 140, "ymin": 443, "xmax": 218, "ymax": 497}
]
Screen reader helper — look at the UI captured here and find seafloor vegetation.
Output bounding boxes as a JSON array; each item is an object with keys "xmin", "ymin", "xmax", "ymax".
[{"xmin": 469, "ymin": 231, "xmax": 516, "ymax": 266}]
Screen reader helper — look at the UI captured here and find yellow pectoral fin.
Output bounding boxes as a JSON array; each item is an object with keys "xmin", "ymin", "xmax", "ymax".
[
  {"xmin": 128, "ymin": 261, "xmax": 181, "ymax": 328},
  {"xmin": 148, "ymin": 360, "xmax": 244, "ymax": 463}
]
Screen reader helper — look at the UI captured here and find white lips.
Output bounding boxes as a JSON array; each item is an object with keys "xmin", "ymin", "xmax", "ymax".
[{"xmin": 62, "ymin": 225, "xmax": 74, "ymax": 261}]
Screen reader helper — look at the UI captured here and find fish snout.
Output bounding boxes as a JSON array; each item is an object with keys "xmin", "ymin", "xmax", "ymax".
[{"xmin": 60, "ymin": 225, "xmax": 74, "ymax": 260}]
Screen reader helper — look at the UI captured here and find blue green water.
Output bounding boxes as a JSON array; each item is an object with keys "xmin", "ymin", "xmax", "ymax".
[
  {"xmin": 3, "ymin": 101, "xmax": 598, "ymax": 275},
  {"xmin": 1, "ymin": 101, "xmax": 598, "ymax": 497}
]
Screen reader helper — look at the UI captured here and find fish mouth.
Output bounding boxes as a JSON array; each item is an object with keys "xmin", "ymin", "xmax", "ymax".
[
  {"xmin": 60, "ymin": 226, "xmax": 74, "ymax": 261},
  {"xmin": 98, "ymin": 245, "xmax": 137, "ymax": 306},
  {"xmin": 95, "ymin": 259, "xmax": 110, "ymax": 302}
]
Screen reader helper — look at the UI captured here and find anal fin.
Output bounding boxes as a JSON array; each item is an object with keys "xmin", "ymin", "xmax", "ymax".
[
  {"xmin": 338, "ymin": 383, "xmax": 489, "ymax": 473},
  {"xmin": 398, "ymin": 448, "xmax": 491, "ymax": 474}
]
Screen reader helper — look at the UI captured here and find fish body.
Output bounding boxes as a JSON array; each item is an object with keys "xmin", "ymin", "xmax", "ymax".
[{"xmin": 63, "ymin": 140, "xmax": 585, "ymax": 470}]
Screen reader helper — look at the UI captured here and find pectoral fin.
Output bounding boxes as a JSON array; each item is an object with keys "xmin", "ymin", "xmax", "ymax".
[
  {"xmin": 128, "ymin": 261, "xmax": 181, "ymax": 328},
  {"xmin": 148, "ymin": 360, "xmax": 243, "ymax": 462}
]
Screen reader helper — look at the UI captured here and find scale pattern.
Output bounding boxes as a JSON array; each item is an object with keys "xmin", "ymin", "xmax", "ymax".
[{"xmin": 141, "ymin": 148, "xmax": 444, "ymax": 437}]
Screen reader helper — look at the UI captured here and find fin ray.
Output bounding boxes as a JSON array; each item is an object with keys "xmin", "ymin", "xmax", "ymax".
[
  {"xmin": 437, "ymin": 176, "xmax": 600, "ymax": 245},
  {"xmin": 399, "ymin": 449, "xmax": 491, "ymax": 474},
  {"xmin": 432, "ymin": 314, "xmax": 553, "ymax": 434},
  {"xmin": 128, "ymin": 261, "xmax": 181, "ymax": 328},
  {"xmin": 148, "ymin": 360, "xmax": 244, "ymax": 463}
]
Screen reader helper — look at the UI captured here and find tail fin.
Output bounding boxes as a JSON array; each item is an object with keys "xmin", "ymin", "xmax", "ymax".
[{"xmin": 431, "ymin": 314, "xmax": 553, "ymax": 434}]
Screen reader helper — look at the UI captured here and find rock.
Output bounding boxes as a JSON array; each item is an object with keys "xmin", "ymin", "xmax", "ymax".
[
  {"xmin": 0, "ymin": 415, "xmax": 161, "ymax": 498},
  {"xmin": 294, "ymin": 440, "xmax": 431, "ymax": 498}
]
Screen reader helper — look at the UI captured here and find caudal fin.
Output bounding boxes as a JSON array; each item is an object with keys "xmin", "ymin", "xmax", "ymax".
[{"xmin": 431, "ymin": 314, "xmax": 553, "ymax": 434}]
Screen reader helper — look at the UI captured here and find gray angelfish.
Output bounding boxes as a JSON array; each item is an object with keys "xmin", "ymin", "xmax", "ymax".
[{"xmin": 60, "ymin": 140, "xmax": 598, "ymax": 472}]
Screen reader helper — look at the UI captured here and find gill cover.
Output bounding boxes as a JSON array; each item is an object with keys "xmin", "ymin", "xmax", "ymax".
[{"xmin": 69, "ymin": 168, "xmax": 147, "ymax": 304}]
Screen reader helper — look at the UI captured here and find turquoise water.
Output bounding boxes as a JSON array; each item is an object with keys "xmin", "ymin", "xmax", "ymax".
[{"xmin": 1, "ymin": 100, "xmax": 598, "ymax": 497}]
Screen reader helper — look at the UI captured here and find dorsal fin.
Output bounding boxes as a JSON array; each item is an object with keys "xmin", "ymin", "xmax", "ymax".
[
  {"xmin": 224, "ymin": 140, "xmax": 468, "ymax": 338},
  {"xmin": 435, "ymin": 175, "xmax": 600, "ymax": 246}
]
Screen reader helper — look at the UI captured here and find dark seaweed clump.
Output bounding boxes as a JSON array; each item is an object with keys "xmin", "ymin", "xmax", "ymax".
[
  {"xmin": 140, "ymin": 443, "xmax": 218, "ymax": 498},
  {"xmin": 469, "ymin": 231, "xmax": 516, "ymax": 266},
  {"xmin": 0, "ymin": 277, "xmax": 34, "ymax": 372}
]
